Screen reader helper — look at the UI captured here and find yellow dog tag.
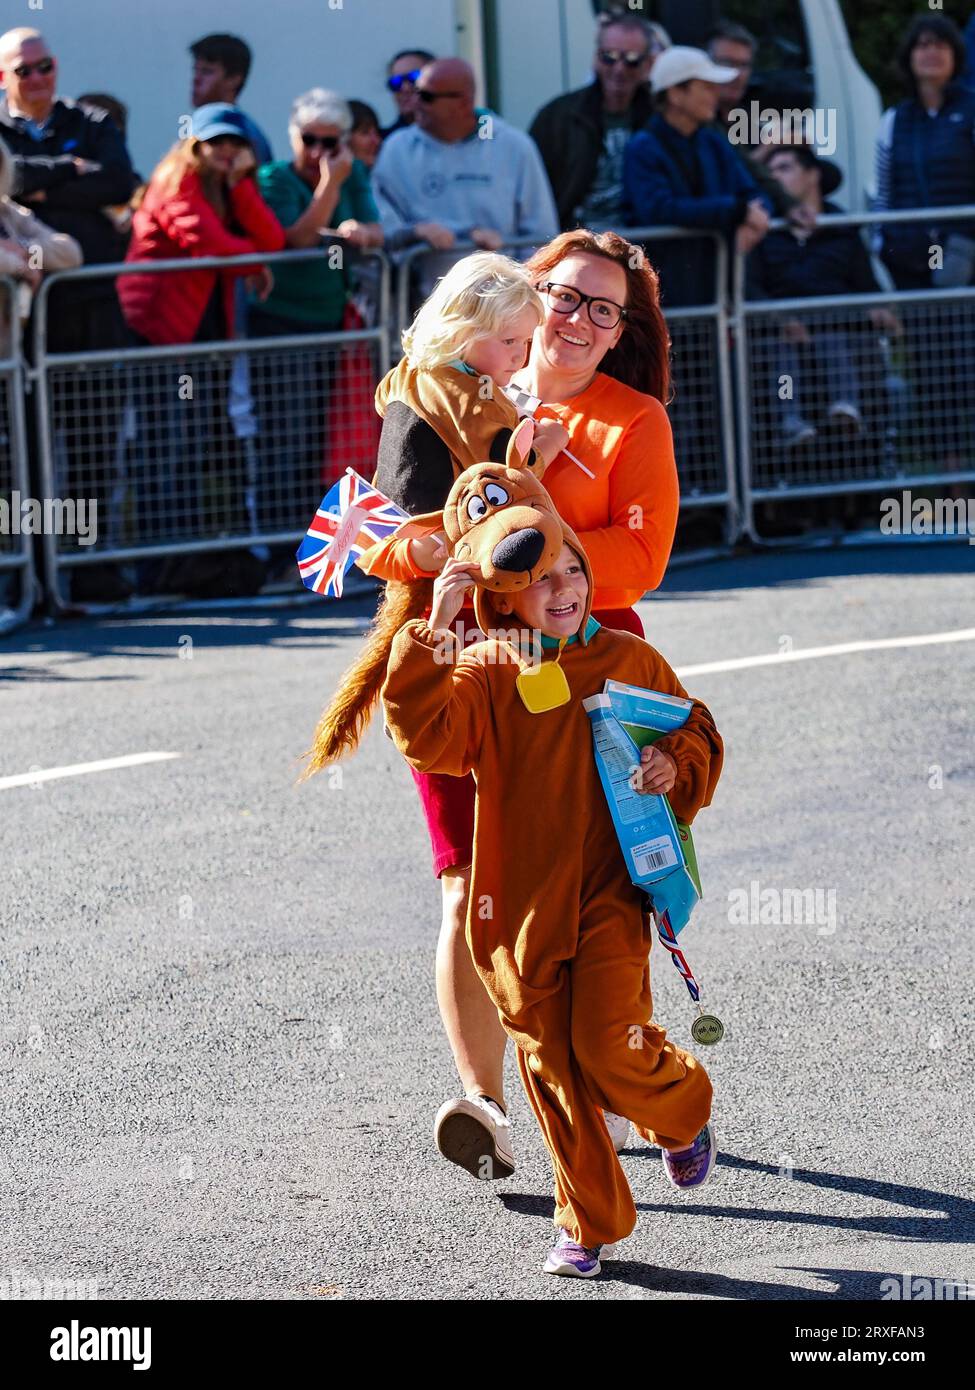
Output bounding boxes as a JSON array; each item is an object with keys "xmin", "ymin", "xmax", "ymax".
[{"xmin": 515, "ymin": 640, "xmax": 571, "ymax": 713}]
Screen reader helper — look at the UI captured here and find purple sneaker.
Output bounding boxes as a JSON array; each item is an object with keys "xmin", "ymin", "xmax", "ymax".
[
  {"xmin": 661, "ymin": 1121, "xmax": 717, "ymax": 1190},
  {"xmin": 544, "ymin": 1228, "xmax": 607, "ymax": 1279}
]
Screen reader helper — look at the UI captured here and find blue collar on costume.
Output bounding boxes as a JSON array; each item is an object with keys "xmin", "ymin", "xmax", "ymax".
[
  {"xmin": 447, "ymin": 358, "xmax": 478, "ymax": 376},
  {"xmin": 539, "ymin": 616, "xmax": 601, "ymax": 649}
]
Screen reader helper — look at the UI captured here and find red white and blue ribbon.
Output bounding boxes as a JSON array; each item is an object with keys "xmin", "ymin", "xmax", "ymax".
[{"xmin": 653, "ymin": 907, "xmax": 701, "ymax": 1004}]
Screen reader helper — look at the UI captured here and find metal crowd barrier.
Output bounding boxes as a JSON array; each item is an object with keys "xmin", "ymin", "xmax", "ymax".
[
  {"xmin": 0, "ymin": 276, "xmax": 34, "ymax": 634},
  {"xmin": 733, "ymin": 204, "xmax": 975, "ymax": 542},
  {"xmin": 394, "ymin": 227, "xmax": 739, "ymax": 542},
  {"xmin": 30, "ymin": 247, "xmax": 391, "ymax": 613},
  {"xmin": 8, "ymin": 205, "xmax": 975, "ymax": 625}
]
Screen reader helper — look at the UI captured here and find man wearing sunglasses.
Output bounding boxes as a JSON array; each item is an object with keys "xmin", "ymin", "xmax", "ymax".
[
  {"xmin": 529, "ymin": 10, "xmax": 669, "ymax": 231},
  {"xmin": 0, "ymin": 25, "xmax": 139, "ymax": 601},
  {"xmin": 0, "ymin": 26, "xmax": 137, "ymax": 256},
  {"xmin": 372, "ymin": 57, "xmax": 557, "ymax": 299},
  {"xmin": 382, "ymin": 48, "xmax": 435, "ymax": 141}
]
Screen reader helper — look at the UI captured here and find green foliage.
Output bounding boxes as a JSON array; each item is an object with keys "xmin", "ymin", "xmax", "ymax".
[{"xmin": 839, "ymin": 0, "xmax": 971, "ymax": 107}]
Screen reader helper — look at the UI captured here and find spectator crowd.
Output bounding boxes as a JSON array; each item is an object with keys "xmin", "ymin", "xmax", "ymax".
[{"xmin": 1, "ymin": 9, "xmax": 974, "ymax": 599}]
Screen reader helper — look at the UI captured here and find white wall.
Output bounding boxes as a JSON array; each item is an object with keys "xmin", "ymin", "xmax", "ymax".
[
  {"xmin": 493, "ymin": 0, "xmax": 596, "ymax": 133},
  {"xmin": 26, "ymin": 0, "xmax": 462, "ymax": 176}
]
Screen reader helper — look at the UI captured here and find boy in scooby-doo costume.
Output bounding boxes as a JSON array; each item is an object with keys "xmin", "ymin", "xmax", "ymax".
[{"xmin": 381, "ymin": 433, "xmax": 724, "ymax": 1278}]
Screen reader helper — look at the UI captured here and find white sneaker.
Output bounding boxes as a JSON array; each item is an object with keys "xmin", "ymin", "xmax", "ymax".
[
  {"xmin": 434, "ymin": 1094, "xmax": 515, "ymax": 1180},
  {"xmin": 603, "ymin": 1110, "xmax": 631, "ymax": 1152}
]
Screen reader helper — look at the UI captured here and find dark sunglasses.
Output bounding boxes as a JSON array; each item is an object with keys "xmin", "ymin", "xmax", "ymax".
[
  {"xmin": 416, "ymin": 88, "xmax": 464, "ymax": 104},
  {"xmin": 13, "ymin": 56, "xmax": 55, "ymax": 79},
  {"xmin": 538, "ymin": 281, "xmax": 627, "ymax": 330},
  {"xmin": 208, "ymin": 134, "xmax": 249, "ymax": 149},
  {"xmin": 597, "ymin": 48, "xmax": 650, "ymax": 69},
  {"xmin": 387, "ymin": 69, "xmax": 421, "ymax": 92},
  {"xmin": 300, "ymin": 133, "xmax": 340, "ymax": 152}
]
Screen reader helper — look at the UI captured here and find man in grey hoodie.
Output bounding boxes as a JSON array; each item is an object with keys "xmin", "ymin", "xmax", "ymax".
[{"xmin": 372, "ymin": 58, "xmax": 558, "ymax": 300}]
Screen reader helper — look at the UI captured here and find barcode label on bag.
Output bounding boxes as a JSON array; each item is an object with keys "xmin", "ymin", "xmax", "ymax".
[{"xmin": 632, "ymin": 836, "xmax": 678, "ymax": 876}]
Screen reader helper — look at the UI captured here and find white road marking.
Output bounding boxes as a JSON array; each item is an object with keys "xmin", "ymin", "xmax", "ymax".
[
  {"xmin": 676, "ymin": 627, "xmax": 975, "ymax": 678},
  {"xmin": 4, "ymin": 631, "xmax": 970, "ymax": 789},
  {"xmin": 0, "ymin": 751, "xmax": 180, "ymax": 791}
]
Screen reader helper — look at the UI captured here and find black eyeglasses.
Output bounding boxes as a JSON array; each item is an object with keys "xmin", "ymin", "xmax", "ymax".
[
  {"xmin": 300, "ymin": 132, "xmax": 339, "ymax": 152},
  {"xmin": 539, "ymin": 282, "xmax": 627, "ymax": 330},
  {"xmin": 387, "ymin": 69, "xmax": 421, "ymax": 92},
  {"xmin": 416, "ymin": 88, "xmax": 464, "ymax": 104},
  {"xmin": 597, "ymin": 48, "xmax": 650, "ymax": 69},
  {"xmin": 13, "ymin": 57, "xmax": 55, "ymax": 79}
]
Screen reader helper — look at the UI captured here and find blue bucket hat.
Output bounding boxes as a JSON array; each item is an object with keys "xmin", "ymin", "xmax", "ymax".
[{"xmin": 190, "ymin": 103, "xmax": 251, "ymax": 143}]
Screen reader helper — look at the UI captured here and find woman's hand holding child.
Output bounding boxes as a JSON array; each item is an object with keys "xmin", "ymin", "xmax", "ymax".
[
  {"xmin": 409, "ymin": 530, "xmax": 449, "ymax": 574},
  {"xmin": 532, "ymin": 419, "xmax": 570, "ymax": 472}
]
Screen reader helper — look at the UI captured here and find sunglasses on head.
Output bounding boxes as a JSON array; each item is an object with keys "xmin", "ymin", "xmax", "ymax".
[
  {"xmin": 387, "ymin": 69, "xmax": 421, "ymax": 92},
  {"xmin": 13, "ymin": 56, "xmax": 54, "ymax": 79},
  {"xmin": 300, "ymin": 132, "xmax": 340, "ymax": 151},
  {"xmin": 597, "ymin": 48, "xmax": 650, "ymax": 69},
  {"xmin": 416, "ymin": 88, "xmax": 463, "ymax": 104}
]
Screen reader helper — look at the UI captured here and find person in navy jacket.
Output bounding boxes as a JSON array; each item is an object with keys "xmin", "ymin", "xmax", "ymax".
[
  {"xmin": 874, "ymin": 14, "xmax": 975, "ymax": 290},
  {"xmin": 623, "ymin": 45, "xmax": 772, "ymax": 308},
  {"xmin": 873, "ymin": 13, "xmax": 975, "ymax": 473}
]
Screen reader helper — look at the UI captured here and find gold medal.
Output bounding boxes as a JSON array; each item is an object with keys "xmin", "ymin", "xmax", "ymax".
[
  {"xmin": 515, "ymin": 639, "xmax": 571, "ymax": 714},
  {"xmin": 691, "ymin": 1012, "xmax": 725, "ymax": 1046}
]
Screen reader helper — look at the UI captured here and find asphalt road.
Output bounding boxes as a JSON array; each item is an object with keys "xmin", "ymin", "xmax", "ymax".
[{"xmin": 1, "ymin": 542, "xmax": 973, "ymax": 1302}]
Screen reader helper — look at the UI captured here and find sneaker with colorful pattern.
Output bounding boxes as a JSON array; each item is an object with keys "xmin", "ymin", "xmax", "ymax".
[
  {"xmin": 543, "ymin": 1228, "xmax": 616, "ymax": 1278},
  {"xmin": 661, "ymin": 1121, "xmax": 717, "ymax": 1190}
]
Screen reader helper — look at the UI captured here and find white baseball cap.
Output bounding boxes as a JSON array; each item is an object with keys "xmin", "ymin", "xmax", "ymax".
[{"xmin": 650, "ymin": 45, "xmax": 739, "ymax": 94}]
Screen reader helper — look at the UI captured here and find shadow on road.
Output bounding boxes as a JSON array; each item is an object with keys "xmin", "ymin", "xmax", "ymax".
[
  {"xmin": 500, "ymin": 1150, "xmax": 972, "ymax": 1297},
  {"xmin": 0, "ymin": 599, "xmax": 379, "ymax": 672}
]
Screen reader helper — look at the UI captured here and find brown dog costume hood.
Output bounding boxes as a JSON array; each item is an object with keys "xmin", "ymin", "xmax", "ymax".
[
  {"xmin": 406, "ymin": 418, "xmax": 596, "ymax": 643},
  {"xmin": 303, "ymin": 420, "xmax": 594, "ymax": 776}
]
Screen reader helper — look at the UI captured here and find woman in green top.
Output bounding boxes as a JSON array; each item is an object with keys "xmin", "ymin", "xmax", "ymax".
[{"xmin": 250, "ymin": 88, "xmax": 383, "ymax": 536}]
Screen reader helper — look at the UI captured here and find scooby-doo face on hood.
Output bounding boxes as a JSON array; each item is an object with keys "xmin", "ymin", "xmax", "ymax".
[
  {"xmin": 445, "ymin": 462, "xmax": 565, "ymax": 592},
  {"xmin": 410, "ymin": 419, "xmax": 595, "ymax": 643}
]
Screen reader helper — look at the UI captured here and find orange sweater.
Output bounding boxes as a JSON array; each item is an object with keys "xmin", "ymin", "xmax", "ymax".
[
  {"xmin": 360, "ymin": 372, "xmax": 679, "ymax": 607},
  {"xmin": 535, "ymin": 373, "xmax": 678, "ymax": 610}
]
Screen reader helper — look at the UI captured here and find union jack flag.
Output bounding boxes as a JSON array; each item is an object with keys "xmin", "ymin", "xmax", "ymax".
[{"xmin": 296, "ymin": 469, "xmax": 412, "ymax": 597}]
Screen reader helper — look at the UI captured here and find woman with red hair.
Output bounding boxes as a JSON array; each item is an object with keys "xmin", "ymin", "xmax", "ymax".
[{"xmin": 424, "ymin": 229, "xmax": 680, "ymax": 1179}]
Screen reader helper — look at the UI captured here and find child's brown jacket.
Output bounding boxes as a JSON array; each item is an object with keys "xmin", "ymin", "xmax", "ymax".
[{"xmin": 383, "ymin": 616, "xmax": 722, "ymax": 1016}]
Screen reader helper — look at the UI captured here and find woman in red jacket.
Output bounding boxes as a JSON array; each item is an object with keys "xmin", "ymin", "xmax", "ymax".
[
  {"xmin": 120, "ymin": 103, "xmax": 284, "ymax": 344},
  {"xmin": 119, "ymin": 105, "xmax": 284, "ymax": 588}
]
